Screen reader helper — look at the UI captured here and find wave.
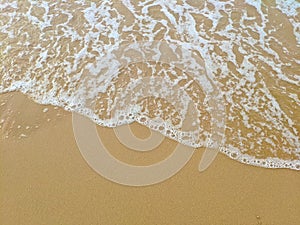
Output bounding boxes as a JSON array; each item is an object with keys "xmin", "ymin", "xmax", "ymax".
[{"xmin": 0, "ymin": 0, "xmax": 299, "ymax": 170}]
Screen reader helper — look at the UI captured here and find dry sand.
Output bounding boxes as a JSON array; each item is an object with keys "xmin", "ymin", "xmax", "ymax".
[{"xmin": 0, "ymin": 92, "xmax": 299, "ymax": 225}]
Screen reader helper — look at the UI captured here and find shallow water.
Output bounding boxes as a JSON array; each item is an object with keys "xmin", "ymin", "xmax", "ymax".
[{"xmin": 0, "ymin": 0, "xmax": 299, "ymax": 170}]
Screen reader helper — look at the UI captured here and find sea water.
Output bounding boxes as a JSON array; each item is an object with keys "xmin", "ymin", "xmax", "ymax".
[{"xmin": 0, "ymin": 0, "xmax": 299, "ymax": 170}]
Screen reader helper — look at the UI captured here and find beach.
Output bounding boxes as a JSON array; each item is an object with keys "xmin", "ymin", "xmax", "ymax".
[
  {"xmin": 1, "ymin": 92, "xmax": 300, "ymax": 225},
  {"xmin": 1, "ymin": 0, "xmax": 300, "ymax": 224}
]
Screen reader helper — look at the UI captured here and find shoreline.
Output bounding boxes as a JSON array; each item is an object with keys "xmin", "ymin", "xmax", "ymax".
[{"xmin": 1, "ymin": 92, "xmax": 299, "ymax": 225}]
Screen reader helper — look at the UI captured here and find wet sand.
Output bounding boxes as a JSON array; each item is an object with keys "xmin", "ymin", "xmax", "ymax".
[{"xmin": 0, "ymin": 92, "xmax": 299, "ymax": 225}]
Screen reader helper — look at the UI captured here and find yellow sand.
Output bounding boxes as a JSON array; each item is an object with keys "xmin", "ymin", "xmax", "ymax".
[{"xmin": 0, "ymin": 92, "xmax": 299, "ymax": 225}]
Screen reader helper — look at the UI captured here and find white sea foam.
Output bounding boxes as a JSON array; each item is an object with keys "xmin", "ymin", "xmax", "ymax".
[{"xmin": 0, "ymin": 0, "xmax": 299, "ymax": 170}]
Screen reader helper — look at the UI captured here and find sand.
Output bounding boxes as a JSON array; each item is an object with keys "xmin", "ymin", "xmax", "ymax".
[{"xmin": 0, "ymin": 92, "xmax": 299, "ymax": 225}]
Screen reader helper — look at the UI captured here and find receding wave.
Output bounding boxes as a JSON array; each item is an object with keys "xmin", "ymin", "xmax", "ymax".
[{"xmin": 0, "ymin": 0, "xmax": 299, "ymax": 170}]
